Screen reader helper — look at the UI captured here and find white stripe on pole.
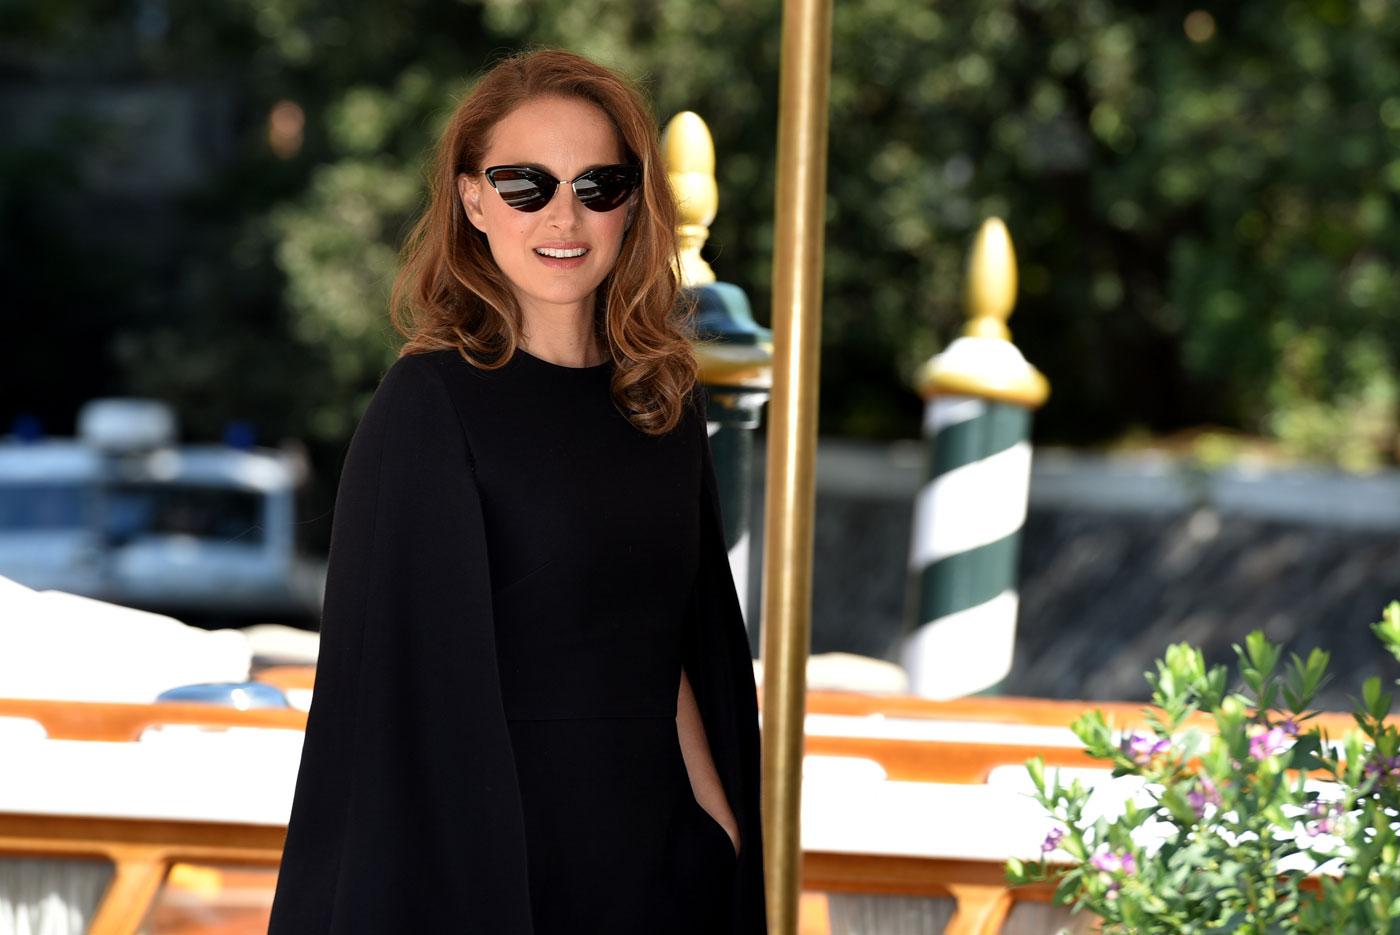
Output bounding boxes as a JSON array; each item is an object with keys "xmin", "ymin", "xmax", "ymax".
[
  {"xmin": 923, "ymin": 395, "xmax": 985, "ymax": 435},
  {"xmin": 901, "ymin": 590, "xmax": 1020, "ymax": 699},
  {"xmin": 907, "ymin": 442, "xmax": 1032, "ymax": 568},
  {"xmin": 730, "ymin": 527, "xmax": 750, "ymax": 626}
]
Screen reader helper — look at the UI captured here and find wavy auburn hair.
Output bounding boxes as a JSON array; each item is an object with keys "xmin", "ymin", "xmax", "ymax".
[{"xmin": 390, "ymin": 48, "xmax": 699, "ymax": 436}]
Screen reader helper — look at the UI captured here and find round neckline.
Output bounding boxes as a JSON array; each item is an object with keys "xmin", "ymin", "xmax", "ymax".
[{"xmin": 514, "ymin": 345, "xmax": 612, "ymax": 373}]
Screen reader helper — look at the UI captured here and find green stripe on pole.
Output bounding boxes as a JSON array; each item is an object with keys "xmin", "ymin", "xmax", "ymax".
[
  {"xmin": 914, "ymin": 532, "xmax": 1023, "ymax": 623},
  {"xmin": 929, "ymin": 403, "xmax": 1029, "ymax": 478}
]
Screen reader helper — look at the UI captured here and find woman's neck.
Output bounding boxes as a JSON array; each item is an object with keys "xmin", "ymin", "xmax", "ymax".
[{"xmin": 518, "ymin": 310, "xmax": 605, "ymax": 367}]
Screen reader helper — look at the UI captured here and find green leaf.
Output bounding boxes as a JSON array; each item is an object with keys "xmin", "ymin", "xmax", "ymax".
[
  {"xmin": 1053, "ymin": 872, "xmax": 1081, "ymax": 907},
  {"xmin": 1247, "ymin": 629, "xmax": 1280, "ymax": 679},
  {"xmin": 1365, "ymin": 676, "xmax": 1394, "ymax": 720},
  {"xmin": 1027, "ymin": 756, "xmax": 1046, "ymax": 796},
  {"xmin": 1374, "ymin": 601, "xmax": 1400, "ymax": 666},
  {"xmin": 1304, "ymin": 647, "xmax": 1332, "ymax": 698},
  {"xmin": 1161, "ymin": 786, "xmax": 1201, "ymax": 825},
  {"xmin": 1289, "ymin": 733, "xmax": 1324, "ymax": 772}
]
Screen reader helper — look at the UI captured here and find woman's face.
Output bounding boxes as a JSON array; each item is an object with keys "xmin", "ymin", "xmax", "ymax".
[{"xmin": 458, "ymin": 95, "xmax": 636, "ymax": 329}]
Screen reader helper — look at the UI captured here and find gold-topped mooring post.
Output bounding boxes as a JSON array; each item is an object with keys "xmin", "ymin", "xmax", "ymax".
[
  {"xmin": 900, "ymin": 217, "xmax": 1049, "ymax": 700},
  {"xmin": 663, "ymin": 110, "xmax": 772, "ymax": 632},
  {"xmin": 662, "ymin": 111, "xmax": 718, "ymax": 288}
]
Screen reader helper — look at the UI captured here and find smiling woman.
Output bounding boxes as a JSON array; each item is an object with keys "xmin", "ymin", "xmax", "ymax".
[
  {"xmin": 455, "ymin": 94, "xmax": 637, "ymax": 363},
  {"xmin": 266, "ymin": 48, "xmax": 767, "ymax": 935},
  {"xmin": 386, "ymin": 47, "xmax": 699, "ymax": 436}
]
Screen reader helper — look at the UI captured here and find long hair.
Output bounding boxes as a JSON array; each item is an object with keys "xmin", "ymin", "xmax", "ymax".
[{"xmin": 390, "ymin": 48, "xmax": 698, "ymax": 436}]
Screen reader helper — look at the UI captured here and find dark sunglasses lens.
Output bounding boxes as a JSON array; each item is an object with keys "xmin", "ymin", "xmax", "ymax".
[
  {"xmin": 489, "ymin": 168, "xmax": 553, "ymax": 211},
  {"xmin": 574, "ymin": 167, "xmax": 640, "ymax": 212}
]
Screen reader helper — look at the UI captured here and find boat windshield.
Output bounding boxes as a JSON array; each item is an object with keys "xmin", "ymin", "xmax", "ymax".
[
  {"xmin": 0, "ymin": 480, "xmax": 264, "ymax": 544},
  {"xmin": 0, "ymin": 483, "xmax": 90, "ymax": 530},
  {"xmin": 105, "ymin": 483, "xmax": 265, "ymax": 544}
]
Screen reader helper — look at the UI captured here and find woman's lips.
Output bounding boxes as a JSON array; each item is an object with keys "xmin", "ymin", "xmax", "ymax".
[{"xmin": 533, "ymin": 247, "xmax": 590, "ymax": 270}]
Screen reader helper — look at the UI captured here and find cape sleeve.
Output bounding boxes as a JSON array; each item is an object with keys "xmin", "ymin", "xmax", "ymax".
[
  {"xmin": 268, "ymin": 353, "xmax": 534, "ymax": 935},
  {"xmin": 682, "ymin": 384, "xmax": 769, "ymax": 934}
]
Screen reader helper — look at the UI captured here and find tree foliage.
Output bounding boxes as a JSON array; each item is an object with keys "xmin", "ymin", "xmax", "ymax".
[{"xmin": 5, "ymin": 0, "xmax": 1400, "ymax": 467}]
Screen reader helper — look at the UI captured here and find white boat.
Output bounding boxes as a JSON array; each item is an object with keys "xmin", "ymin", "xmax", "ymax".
[{"xmin": 0, "ymin": 398, "xmax": 325, "ymax": 622}]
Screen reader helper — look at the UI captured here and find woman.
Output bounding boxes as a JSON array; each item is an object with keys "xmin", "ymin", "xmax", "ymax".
[{"xmin": 267, "ymin": 48, "xmax": 767, "ymax": 934}]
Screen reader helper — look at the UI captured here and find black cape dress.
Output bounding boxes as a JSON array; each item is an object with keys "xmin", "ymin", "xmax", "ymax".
[{"xmin": 267, "ymin": 347, "xmax": 767, "ymax": 934}]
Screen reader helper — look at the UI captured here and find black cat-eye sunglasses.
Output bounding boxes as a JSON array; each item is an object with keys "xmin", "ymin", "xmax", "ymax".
[{"xmin": 478, "ymin": 164, "xmax": 642, "ymax": 213}]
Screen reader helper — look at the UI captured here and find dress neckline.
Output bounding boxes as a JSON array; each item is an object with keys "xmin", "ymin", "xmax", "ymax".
[{"xmin": 514, "ymin": 346, "xmax": 613, "ymax": 373}]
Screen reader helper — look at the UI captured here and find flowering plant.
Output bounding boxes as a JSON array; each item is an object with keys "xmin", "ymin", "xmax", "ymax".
[{"xmin": 1005, "ymin": 602, "xmax": 1400, "ymax": 933}]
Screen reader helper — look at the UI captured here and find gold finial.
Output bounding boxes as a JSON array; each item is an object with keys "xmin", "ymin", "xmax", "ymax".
[
  {"xmin": 964, "ymin": 217, "xmax": 1017, "ymax": 341},
  {"xmin": 662, "ymin": 111, "xmax": 718, "ymax": 286},
  {"xmin": 918, "ymin": 217, "xmax": 1049, "ymax": 407}
]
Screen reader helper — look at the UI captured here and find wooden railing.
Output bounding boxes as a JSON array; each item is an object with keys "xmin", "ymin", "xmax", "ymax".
[
  {"xmin": 0, "ymin": 812, "xmax": 284, "ymax": 935},
  {"xmin": 0, "ymin": 697, "xmax": 305, "ymax": 742},
  {"xmin": 1, "ymin": 683, "xmax": 1371, "ymax": 934}
]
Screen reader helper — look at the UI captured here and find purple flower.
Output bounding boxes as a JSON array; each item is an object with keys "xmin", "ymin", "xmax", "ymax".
[
  {"xmin": 1089, "ymin": 847, "xmax": 1136, "ymax": 899},
  {"xmin": 1248, "ymin": 726, "xmax": 1290, "ymax": 760},
  {"xmin": 1279, "ymin": 717, "xmax": 1299, "ymax": 736},
  {"xmin": 1121, "ymin": 732, "xmax": 1171, "ymax": 766},
  {"xmin": 1305, "ymin": 798, "xmax": 1336, "ymax": 836},
  {"xmin": 1089, "ymin": 847, "xmax": 1136, "ymax": 875},
  {"xmin": 1089, "ymin": 850, "xmax": 1117, "ymax": 872},
  {"xmin": 1041, "ymin": 826, "xmax": 1065, "ymax": 854},
  {"xmin": 1363, "ymin": 754, "xmax": 1400, "ymax": 784},
  {"xmin": 1187, "ymin": 775, "xmax": 1222, "ymax": 819}
]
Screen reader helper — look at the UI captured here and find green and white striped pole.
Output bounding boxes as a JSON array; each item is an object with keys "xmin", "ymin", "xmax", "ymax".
[{"xmin": 899, "ymin": 218, "xmax": 1049, "ymax": 699}]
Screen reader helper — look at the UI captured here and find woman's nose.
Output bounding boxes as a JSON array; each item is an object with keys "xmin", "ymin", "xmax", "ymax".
[{"xmin": 542, "ymin": 183, "xmax": 583, "ymax": 228}]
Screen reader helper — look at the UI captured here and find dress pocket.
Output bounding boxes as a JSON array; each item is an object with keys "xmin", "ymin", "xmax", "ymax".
[
  {"xmin": 492, "ymin": 556, "xmax": 558, "ymax": 598},
  {"xmin": 690, "ymin": 793, "xmax": 739, "ymax": 864},
  {"xmin": 672, "ymin": 718, "xmax": 739, "ymax": 866}
]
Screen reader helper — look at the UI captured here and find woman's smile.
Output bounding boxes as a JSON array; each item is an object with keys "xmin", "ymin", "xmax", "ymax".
[{"xmin": 533, "ymin": 240, "xmax": 591, "ymax": 269}]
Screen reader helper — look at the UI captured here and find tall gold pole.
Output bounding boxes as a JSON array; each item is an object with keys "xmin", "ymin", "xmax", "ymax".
[{"xmin": 763, "ymin": 0, "xmax": 832, "ymax": 930}]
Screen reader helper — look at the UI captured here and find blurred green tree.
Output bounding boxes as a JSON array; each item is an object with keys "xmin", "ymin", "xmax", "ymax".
[{"xmin": 6, "ymin": 0, "xmax": 1400, "ymax": 471}]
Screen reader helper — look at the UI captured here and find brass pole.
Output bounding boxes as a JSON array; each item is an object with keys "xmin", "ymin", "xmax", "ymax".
[{"xmin": 763, "ymin": 0, "xmax": 832, "ymax": 930}]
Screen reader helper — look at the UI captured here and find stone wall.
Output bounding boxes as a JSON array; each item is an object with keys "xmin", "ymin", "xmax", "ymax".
[{"xmin": 742, "ymin": 440, "xmax": 1400, "ymax": 709}]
